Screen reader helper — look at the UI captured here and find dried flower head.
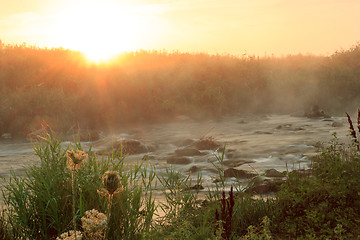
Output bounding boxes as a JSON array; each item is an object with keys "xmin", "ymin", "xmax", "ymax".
[
  {"xmin": 81, "ymin": 209, "xmax": 107, "ymax": 240},
  {"xmin": 56, "ymin": 230, "xmax": 83, "ymax": 240},
  {"xmin": 66, "ymin": 150, "xmax": 88, "ymax": 170},
  {"xmin": 101, "ymin": 171, "xmax": 122, "ymax": 195}
]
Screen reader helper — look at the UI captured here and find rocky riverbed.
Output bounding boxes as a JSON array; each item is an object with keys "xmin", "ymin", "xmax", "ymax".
[{"xmin": 0, "ymin": 113, "xmax": 350, "ymax": 205}]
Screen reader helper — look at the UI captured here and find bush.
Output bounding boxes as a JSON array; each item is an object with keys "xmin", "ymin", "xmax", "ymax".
[
  {"xmin": 2, "ymin": 131, "xmax": 360, "ymax": 239},
  {"xmin": 276, "ymin": 135, "xmax": 360, "ymax": 239}
]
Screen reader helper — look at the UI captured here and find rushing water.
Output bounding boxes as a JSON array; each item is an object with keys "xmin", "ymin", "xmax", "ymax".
[{"xmin": 0, "ymin": 114, "xmax": 350, "ymax": 205}]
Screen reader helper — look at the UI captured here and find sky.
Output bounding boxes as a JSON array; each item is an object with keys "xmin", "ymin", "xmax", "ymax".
[{"xmin": 0, "ymin": 0, "xmax": 360, "ymax": 61}]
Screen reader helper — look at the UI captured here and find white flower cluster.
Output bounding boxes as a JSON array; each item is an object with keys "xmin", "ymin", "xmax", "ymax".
[
  {"xmin": 56, "ymin": 230, "xmax": 83, "ymax": 240},
  {"xmin": 81, "ymin": 209, "xmax": 107, "ymax": 239}
]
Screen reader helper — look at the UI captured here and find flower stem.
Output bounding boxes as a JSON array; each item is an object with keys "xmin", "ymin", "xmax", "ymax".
[
  {"xmin": 104, "ymin": 194, "xmax": 114, "ymax": 240},
  {"xmin": 71, "ymin": 170, "xmax": 77, "ymax": 239}
]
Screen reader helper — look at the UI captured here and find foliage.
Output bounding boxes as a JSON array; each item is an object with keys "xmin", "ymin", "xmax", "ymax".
[
  {"xmin": 2, "ymin": 42, "xmax": 360, "ymax": 137},
  {"xmin": 231, "ymin": 196, "xmax": 277, "ymax": 237},
  {"xmin": 0, "ymin": 208, "xmax": 20, "ymax": 240},
  {"xmin": 276, "ymin": 134, "xmax": 360, "ymax": 239},
  {"xmin": 1, "ymin": 127, "xmax": 360, "ymax": 239},
  {"xmin": 241, "ymin": 216, "xmax": 272, "ymax": 240},
  {"xmin": 214, "ymin": 187, "xmax": 234, "ymax": 239},
  {"xmin": 156, "ymin": 167, "xmax": 203, "ymax": 225},
  {"xmin": 1, "ymin": 135, "xmax": 156, "ymax": 239},
  {"xmin": 152, "ymin": 148, "xmax": 277, "ymax": 240}
]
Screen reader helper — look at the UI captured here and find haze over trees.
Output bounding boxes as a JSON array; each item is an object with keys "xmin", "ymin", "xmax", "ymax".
[{"xmin": 1, "ymin": 41, "xmax": 360, "ymax": 137}]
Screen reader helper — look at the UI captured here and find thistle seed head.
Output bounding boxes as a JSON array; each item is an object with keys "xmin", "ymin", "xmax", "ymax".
[
  {"xmin": 102, "ymin": 171, "xmax": 121, "ymax": 195},
  {"xmin": 66, "ymin": 150, "xmax": 88, "ymax": 170}
]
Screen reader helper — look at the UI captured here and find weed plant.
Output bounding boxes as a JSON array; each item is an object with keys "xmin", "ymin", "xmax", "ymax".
[
  {"xmin": 242, "ymin": 216, "xmax": 272, "ymax": 240},
  {"xmin": 276, "ymin": 133, "xmax": 360, "ymax": 239},
  {"xmin": 231, "ymin": 196, "xmax": 277, "ymax": 237},
  {"xmin": 214, "ymin": 187, "xmax": 234, "ymax": 239},
  {"xmin": 2, "ymin": 135, "xmax": 156, "ymax": 239},
  {"xmin": 0, "ymin": 209, "xmax": 20, "ymax": 239},
  {"xmin": 157, "ymin": 167, "xmax": 203, "ymax": 224},
  {"xmin": 1, "ymin": 125, "xmax": 360, "ymax": 239}
]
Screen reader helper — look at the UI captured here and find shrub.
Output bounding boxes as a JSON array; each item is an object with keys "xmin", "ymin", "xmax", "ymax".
[
  {"xmin": 276, "ymin": 134, "xmax": 360, "ymax": 239},
  {"xmin": 2, "ymin": 127, "xmax": 360, "ymax": 239}
]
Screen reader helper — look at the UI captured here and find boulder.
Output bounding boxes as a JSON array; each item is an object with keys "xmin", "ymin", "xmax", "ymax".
[
  {"xmin": 224, "ymin": 168, "xmax": 257, "ymax": 179},
  {"xmin": 304, "ymin": 105, "xmax": 330, "ymax": 119},
  {"xmin": 100, "ymin": 139, "xmax": 154, "ymax": 155},
  {"xmin": 222, "ymin": 159, "xmax": 254, "ymax": 168},
  {"xmin": 189, "ymin": 165, "xmax": 199, "ymax": 173},
  {"xmin": 193, "ymin": 137, "xmax": 220, "ymax": 150},
  {"xmin": 190, "ymin": 184, "xmax": 204, "ymax": 190},
  {"xmin": 264, "ymin": 169, "xmax": 285, "ymax": 178},
  {"xmin": 167, "ymin": 156, "xmax": 192, "ymax": 165},
  {"xmin": 175, "ymin": 148, "xmax": 204, "ymax": 156},
  {"xmin": 175, "ymin": 139, "xmax": 195, "ymax": 147}
]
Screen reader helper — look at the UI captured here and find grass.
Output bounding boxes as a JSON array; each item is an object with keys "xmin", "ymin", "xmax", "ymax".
[
  {"xmin": 1, "ymin": 134, "xmax": 157, "ymax": 239},
  {"xmin": 1, "ymin": 123, "xmax": 359, "ymax": 239}
]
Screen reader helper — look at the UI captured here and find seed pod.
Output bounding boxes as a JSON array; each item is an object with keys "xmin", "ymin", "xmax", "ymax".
[
  {"xmin": 102, "ymin": 171, "xmax": 121, "ymax": 195},
  {"xmin": 66, "ymin": 150, "xmax": 88, "ymax": 170}
]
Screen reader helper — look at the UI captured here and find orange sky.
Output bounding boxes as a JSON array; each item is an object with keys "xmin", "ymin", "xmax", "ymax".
[{"xmin": 1, "ymin": 0, "xmax": 360, "ymax": 61}]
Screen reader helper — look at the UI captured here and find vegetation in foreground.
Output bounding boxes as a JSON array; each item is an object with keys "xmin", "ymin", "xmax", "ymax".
[{"xmin": 1, "ymin": 122, "xmax": 360, "ymax": 239}]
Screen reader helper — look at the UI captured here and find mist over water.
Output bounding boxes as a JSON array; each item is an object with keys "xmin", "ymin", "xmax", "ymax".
[
  {"xmin": 0, "ymin": 113, "xmax": 350, "ymax": 198},
  {"xmin": 0, "ymin": 43, "xmax": 359, "ymax": 199},
  {"xmin": 1, "ymin": 43, "xmax": 360, "ymax": 138}
]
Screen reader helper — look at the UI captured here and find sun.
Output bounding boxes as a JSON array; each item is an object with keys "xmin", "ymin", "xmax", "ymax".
[{"xmin": 53, "ymin": 1, "xmax": 152, "ymax": 62}]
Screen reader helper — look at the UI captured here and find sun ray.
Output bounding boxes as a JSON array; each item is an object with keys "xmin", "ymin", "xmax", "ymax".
[{"xmin": 52, "ymin": 1, "xmax": 156, "ymax": 62}]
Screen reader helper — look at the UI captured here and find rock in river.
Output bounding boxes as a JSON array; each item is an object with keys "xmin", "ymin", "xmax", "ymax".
[
  {"xmin": 167, "ymin": 156, "xmax": 192, "ymax": 165},
  {"xmin": 224, "ymin": 168, "xmax": 257, "ymax": 179},
  {"xmin": 175, "ymin": 148, "xmax": 205, "ymax": 156},
  {"xmin": 99, "ymin": 139, "xmax": 154, "ymax": 155},
  {"xmin": 264, "ymin": 168, "xmax": 285, "ymax": 178}
]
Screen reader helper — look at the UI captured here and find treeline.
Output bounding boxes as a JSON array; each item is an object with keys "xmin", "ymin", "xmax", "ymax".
[{"xmin": 1, "ymin": 41, "xmax": 360, "ymax": 137}]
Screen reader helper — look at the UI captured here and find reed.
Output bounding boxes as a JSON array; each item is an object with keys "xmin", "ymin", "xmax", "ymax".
[
  {"xmin": 346, "ymin": 111, "xmax": 360, "ymax": 151},
  {"xmin": 214, "ymin": 186, "xmax": 234, "ymax": 239}
]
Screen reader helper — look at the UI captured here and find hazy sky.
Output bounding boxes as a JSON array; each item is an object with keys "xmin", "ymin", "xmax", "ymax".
[{"xmin": 1, "ymin": 0, "xmax": 359, "ymax": 60}]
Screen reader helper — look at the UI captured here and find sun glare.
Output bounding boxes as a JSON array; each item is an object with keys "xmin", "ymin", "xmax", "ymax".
[{"xmin": 53, "ymin": 1, "xmax": 152, "ymax": 63}]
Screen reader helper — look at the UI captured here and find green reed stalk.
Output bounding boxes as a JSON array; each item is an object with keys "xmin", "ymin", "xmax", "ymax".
[{"xmin": 71, "ymin": 170, "xmax": 77, "ymax": 239}]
